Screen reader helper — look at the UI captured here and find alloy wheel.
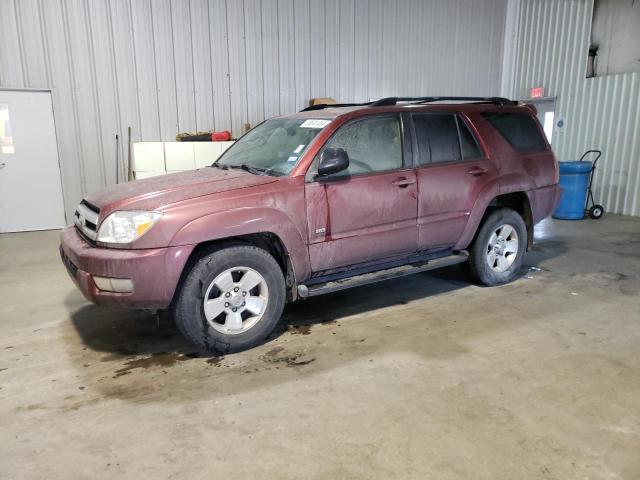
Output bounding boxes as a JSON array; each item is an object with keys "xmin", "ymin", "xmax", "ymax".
[
  {"xmin": 486, "ymin": 224, "xmax": 519, "ymax": 273},
  {"xmin": 203, "ymin": 266, "xmax": 269, "ymax": 334}
]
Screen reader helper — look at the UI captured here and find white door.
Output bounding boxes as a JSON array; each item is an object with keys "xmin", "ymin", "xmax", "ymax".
[
  {"xmin": 523, "ymin": 97, "xmax": 556, "ymax": 143},
  {"xmin": 0, "ymin": 90, "xmax": 66, "ymax": 232}
]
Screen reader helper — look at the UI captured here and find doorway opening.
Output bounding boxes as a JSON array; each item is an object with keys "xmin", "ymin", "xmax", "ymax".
[
  {"xmin": 0, "ymin": 89, "xmax": 66, "ymax": 232},
  {"xmin": 522, "ymin": 96, "xmax": 556, "ymax": 144}
]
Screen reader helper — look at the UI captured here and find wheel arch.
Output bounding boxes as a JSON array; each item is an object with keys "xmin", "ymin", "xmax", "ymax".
[
  {"xmin": 168, "ymin": 207, "xmax": 311, "ymax": 306},
  {"xmin": 456, "ymin": 191, "xmax": 534, "ymax": 251},
  {"xmin": 487, "ymin": 192, "xmax": 534, "ymax": 249},
  {"xmin": 171, "ymin": 231, "xmax": 299, "ymax": 307}
]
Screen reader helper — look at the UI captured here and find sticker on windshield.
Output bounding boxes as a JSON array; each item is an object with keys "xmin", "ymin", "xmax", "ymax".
[
  {"xmin": 300, "ymin": 119, "xmax": 331, "ymax": 129},
  {"xmin": 287, "ymin": 156, "xmax": 298, "ymax": 162},
  {"xmin": 293, "ymin": 144, "xmax": 305, "ymax": 154}
]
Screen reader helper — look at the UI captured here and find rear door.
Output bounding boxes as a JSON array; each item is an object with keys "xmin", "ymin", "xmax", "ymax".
[
  {"xmin": 412, "ymin": 113, "xmax": 498, "ymax": 250},
  {"xmin": 305, "ymin": 113, "xmax": 418, "ymax": 273}
]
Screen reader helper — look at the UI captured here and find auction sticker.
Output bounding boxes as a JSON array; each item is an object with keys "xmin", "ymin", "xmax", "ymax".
[{"xmin": 300, "ymin": 119, "xmax": 331, "ymax": 129}]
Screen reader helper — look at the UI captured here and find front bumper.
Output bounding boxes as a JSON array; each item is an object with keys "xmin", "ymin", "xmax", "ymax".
[{"xmin": 59, "ymin": 227, "xmax": 195, "ymax": 309}]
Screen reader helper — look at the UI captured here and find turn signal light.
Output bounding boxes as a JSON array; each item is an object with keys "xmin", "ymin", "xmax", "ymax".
[{"xmin": 93, "ymin": 276, "xmax": 134, "ymax": 293}]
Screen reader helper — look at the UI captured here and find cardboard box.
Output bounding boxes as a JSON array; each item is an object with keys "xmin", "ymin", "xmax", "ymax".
[{"xmin": 308, "ymin": 97, "xmax": 337, "ymax": 106}]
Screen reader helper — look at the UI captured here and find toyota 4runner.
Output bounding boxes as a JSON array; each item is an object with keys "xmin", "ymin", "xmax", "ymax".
[{"xmin": 60, "ymin": 96, "xmax": 560, "ymax": 353}]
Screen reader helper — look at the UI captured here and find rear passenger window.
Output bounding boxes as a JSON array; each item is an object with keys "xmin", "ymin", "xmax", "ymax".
[
  {"xmin": 413, "ymin": 114, "xmax": 461, "ymax": 164},
  {"xmin": 482, "ymin": 112, "xmax": 546, "ymax": 153},
  {"xmin": 457, "ymin": 118, "xmax": 482, "ymax": 159}
]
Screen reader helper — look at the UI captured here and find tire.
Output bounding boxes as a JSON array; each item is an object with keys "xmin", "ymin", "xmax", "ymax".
[
  {"xmin": 589, "ymin": 204, "xmax": 604, "ymax": 219},
  {"xmin": 172, "ymin": 245, "xmax": 286, "ymax": 354},
  {"xmin": 465, "ymin": 208, "xmax": 527, "ymax": 286}
]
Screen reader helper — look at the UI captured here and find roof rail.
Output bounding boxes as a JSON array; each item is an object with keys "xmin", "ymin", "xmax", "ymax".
[
  {"xmin": 300, "ymin": 96, "xmax": 516, "ymax": 111},
  {"xmin": 301, "ymin": 102, "xmax": 372, "ymax": 112},
  {"xmin": 371, "ymin": 96, "xmax": 517, "ymax": 106}
]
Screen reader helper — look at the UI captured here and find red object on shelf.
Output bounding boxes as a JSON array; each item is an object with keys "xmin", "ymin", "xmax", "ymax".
[
  {"xmin": 211, "ymin": 131, "xmax": 232, "ymax": 141},
  {"xmin": 530, "ymin": 86, "xmax": 544, "ymax": 98}
]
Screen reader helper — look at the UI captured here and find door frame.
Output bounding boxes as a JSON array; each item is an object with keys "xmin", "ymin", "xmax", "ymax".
[
  {"xmin": 0, "ymin": 88, "xmax": 67, "ymax": 229},
  {"xmin": 303, "ymin": 112, "xmax": 419, "ymax": 274},
  {"xmin": 521, "ymin": 96, "xmax": 557, "ymax": 144},
  {"xmin": 0, "ymin": 87, "xmax": 53, "ymax": 93},
  {"xmin": 406, "ymin": 110, "xmax": 498, "ymax": 251}
]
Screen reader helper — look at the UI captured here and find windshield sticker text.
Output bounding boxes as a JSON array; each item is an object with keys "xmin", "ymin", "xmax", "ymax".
[{"xmin": 300, "ymin": 119, "xmax": 331, "ymax": 129}]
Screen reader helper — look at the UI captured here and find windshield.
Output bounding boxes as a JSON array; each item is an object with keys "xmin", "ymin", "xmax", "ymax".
[{"xmin": 214, "ymin": 118, "xmax": 330, "ymax": 176}]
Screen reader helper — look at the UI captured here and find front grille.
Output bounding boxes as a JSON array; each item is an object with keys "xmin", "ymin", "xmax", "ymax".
[
  {"xmin": 74, "ymin": 200, "xmax": 100, "ymax": 242},
  {"xmin": 60, "ymin": 247, "xmax": 79, "ymax": 277}
]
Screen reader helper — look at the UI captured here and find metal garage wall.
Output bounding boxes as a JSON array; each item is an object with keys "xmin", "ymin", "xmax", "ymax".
[
  {"xmin": 503, "ymin": 0, "xmax": 640, "ymax": 217},
  {"xmin": 0, "ymin": 0, "xmax": 507, "ymax": 219}
]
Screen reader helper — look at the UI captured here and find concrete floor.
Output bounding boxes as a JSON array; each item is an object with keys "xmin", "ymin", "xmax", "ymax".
[{"xmin": 1, "ymin": 215, "xmax": 639, "ymax": 479}]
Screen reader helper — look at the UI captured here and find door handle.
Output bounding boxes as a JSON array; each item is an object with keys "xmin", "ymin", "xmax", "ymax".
[
  {"xmin": 0, "ymin": 163, "xmax": 5, "ymax": 169},
  {"xmin": 467, "ymin": 166, "xmax": 487, "ymax": 176},
  {"xmin": 391, "ymin": 177, "xmax": 416, "ymax": 188}
]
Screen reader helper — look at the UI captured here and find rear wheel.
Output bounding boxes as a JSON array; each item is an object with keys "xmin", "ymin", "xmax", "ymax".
[
  {"xmin": 172, "ymin": 245, "xmax": 286, "ymax": 353},
  {"xmin": 465, "ymin": 208, "xmax": 527, "ymax": 286}
]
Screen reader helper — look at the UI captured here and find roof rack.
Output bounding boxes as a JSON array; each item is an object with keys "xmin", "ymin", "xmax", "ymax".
[
  {"xmin": 379, "ymin": 96, "xmax": 517, "ymax": 106},
  {"xmin": 301, "ymin": 96, "xmax": 516, "ymax": 111},
  {"xmin": 302, "ymin": 102, "xmax": 374, "ymax": 112}
]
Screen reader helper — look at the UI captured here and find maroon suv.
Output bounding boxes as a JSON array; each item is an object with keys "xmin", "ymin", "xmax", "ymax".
[{"xmin": 60, "ymin": 96, "xmax": 560, "ymax": 353}]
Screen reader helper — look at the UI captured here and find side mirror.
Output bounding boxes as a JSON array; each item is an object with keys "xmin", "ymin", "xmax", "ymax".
[{"xmin": 317, "ymin": 147, "xmax": 349, "ymax": 177}]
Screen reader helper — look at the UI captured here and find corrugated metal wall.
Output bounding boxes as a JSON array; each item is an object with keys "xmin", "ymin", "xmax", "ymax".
[
  {"xmin": 504, "ymin": 0, "xmax": 640, "ymax": 217},
  {"xmin": 0, "ymin": 0, "xmax": 507, "ymax": 219}
]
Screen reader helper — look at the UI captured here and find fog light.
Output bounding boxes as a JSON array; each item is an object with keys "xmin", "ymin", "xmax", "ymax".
[{"xmin": 93, "ymin": 276, "xmax": 134, "ymax": 293}]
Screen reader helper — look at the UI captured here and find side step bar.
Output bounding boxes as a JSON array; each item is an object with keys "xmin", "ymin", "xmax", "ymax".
[{"xmin": 297, "ymin": 251, "xmax": 468, "ymax": 298}]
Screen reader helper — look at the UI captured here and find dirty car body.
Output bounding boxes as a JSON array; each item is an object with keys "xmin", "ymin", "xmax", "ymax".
[{"xmin": 60, "ymin": 97, "xmax": 560, "ymax": 352}]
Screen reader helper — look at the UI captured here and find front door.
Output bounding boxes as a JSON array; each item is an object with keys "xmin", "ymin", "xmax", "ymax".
[
  {"xmin": 305, "ymin": 114, "xmax": 418, "ymax": 273},
  {"xmin": 0, "ymin": 90, "xmax": 65, "ymax": 232}
]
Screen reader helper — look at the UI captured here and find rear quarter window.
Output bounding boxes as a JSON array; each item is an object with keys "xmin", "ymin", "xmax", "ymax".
[{"xmin": 481, "ymin": 112, "xmax": 546, "ymax": 153}]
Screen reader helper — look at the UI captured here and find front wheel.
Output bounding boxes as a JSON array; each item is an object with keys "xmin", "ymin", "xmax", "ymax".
[
  {"xmin": 465, "ymin": 208, "xmax": 527, "ymax": 286},
  {"xmin": 172, "ymin": 245, "xmax": 286, "ymax": 353}
]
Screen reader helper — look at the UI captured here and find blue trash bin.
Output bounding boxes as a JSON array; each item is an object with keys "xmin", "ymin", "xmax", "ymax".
[{"xmin": 553, "ymin": 161, "xmax": 592, "ymax": 220}]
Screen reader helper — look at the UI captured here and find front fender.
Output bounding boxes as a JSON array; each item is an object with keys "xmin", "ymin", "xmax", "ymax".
[{"xmin": 170, "ymin": 207, "xmax": 311, "ymax": 281}]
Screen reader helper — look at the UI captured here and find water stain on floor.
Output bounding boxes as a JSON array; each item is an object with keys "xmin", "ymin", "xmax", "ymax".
[
  {"xmin": 105, "ymin": 342, "xmax": 316, "ymax": 380},
  {"xmin": 285, "ymin": 317, "xmax": 338, "ymax": 336},
  {"xmin": 288, "ymin": 324, "xmax": 312, "ymax": 335},
  {"xmin": 206, "ymin": 356, "xmax": 224, "ymax": 367},
  {"xmin": 261, "ymin": 346, "xmax": 315, "ymax": 367},
  {"xmin": 112, "ymin": 351, "xmax": 200, "ymax": 378}
]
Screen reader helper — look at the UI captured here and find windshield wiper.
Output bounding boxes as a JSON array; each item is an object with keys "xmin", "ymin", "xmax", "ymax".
[{"xmin": 225, "ymin": 164, "xmax": 271, "ymax": 176}]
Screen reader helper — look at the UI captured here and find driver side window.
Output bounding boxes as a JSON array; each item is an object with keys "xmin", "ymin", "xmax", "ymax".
[{"xmin": 321, "ymin": 115, "xmax": 403, "ymax": 177}]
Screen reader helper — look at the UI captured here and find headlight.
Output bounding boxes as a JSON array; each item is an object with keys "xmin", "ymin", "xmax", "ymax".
[{"xmin": 97, "ymin": 211, "xmax": 163, "ymax": 244}]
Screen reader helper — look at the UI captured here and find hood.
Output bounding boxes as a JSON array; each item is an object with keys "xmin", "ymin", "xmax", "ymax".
[{"xmin": 85, "ymin": 168, "xmax": 278, "ymax": 212}]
